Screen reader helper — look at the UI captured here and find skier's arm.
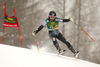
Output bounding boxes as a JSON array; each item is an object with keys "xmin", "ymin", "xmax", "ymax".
[
  {"xmin": 35, "ymin": 25, "xmax": 44, "ymax": 34},
  {"xmin": 63, "ymin": 18, "xmax": 74, "ymax": 22},
  {"xmin": 58, "ymin": 18, "xmax": 71, "ymax": 22},
  {"xmin": 33, "ymin": 20, "xmax": 46, "ymax": 35},
  {"xmin": 63, "ymin": 18, "xmax": 70, "ymax": 22}
]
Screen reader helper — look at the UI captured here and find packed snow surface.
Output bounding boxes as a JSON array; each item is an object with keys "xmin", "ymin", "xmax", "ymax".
[{"xmin": 0, "ymin": 44, "xmax": 100, "ymax": 67}]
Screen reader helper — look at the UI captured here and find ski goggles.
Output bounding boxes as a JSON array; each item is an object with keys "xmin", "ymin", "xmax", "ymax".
[{"xmin": 50, "ymin": 16, "xmax": 55, "ymax": 19}]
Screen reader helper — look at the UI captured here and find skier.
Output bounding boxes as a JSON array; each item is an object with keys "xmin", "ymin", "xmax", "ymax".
[{"xmin": 32, "ymin": 11, "xmax": 79, "ymax": 56}]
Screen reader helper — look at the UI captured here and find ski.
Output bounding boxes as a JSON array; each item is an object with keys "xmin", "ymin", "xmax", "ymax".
[{"xmin": 57, "ymin": 50, "xmax": 66, "ymax": 56}]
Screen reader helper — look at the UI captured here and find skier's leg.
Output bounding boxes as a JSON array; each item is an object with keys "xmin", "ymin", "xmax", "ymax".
[
  {"xmin": 51, "ymin": 37, "xmax": 61, "ymax": 53},
  {"xmin": 49, "ymin": 31, "xmax": 61, "ymax": 53},
  {"xmin": 57, "ymin": 33, "xmax": 76, "ymax": 54}
]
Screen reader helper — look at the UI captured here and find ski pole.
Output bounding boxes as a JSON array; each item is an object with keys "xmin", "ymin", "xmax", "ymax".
[
  {"xmin": 71, "ymin": 18, "xmax": 96, "ymax": 43},
  {"xmin": 32, "ymin": 31, "xmax": 39, "ymax": 51},
  {"xmin": 34, "ymin": 35, "xmax": 39, "ymax": 51}
]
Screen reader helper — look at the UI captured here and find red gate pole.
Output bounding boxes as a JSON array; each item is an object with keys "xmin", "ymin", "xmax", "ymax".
[
  {"xmin": 2, "ymin": 2, "xmax": 6, "ymax": 44},
  {"xmin": 4, "ymin": 2, "xmax": 6, "ymax": 13},
  {"xmin": 18, "ymin": 27, "xmax": 23, "ymax": 48},
  {"xmin": 2, "ymin": 27, "xmax": 5, "ymax": 44},
  {"xmin": 13, "ymin": 7, "xmax": 23, "ymax": 48}
]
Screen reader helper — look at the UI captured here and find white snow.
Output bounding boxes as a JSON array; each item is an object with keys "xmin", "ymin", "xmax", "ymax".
[{"xmin": 0, "ymin": 44, "xmax": 100, "ymax": 67}]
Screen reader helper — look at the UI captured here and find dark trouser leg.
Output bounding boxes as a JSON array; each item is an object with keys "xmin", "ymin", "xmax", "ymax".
[
  {"xmin": 65, "ymin": 42, "xmax": 76, "ymax": 54},
  {"xmin": 52, "ymin": 37, "xmax": 61, "ymax": 52},
  {"xmin": 57, "ymin": 33, "xmax": 76, "ymax": 54}
]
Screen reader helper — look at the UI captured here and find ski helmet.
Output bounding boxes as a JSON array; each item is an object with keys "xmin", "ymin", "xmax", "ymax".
[{"xmin": 49, "ymin": 11, "xmax": 56, "ymax": 16}]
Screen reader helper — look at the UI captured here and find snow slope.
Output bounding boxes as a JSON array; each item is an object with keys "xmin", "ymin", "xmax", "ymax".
[{"xmin": 0, "ymin": 44, "xmax": 100, "ymax": 67}]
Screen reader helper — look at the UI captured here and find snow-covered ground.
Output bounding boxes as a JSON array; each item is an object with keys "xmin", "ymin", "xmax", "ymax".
[{"xmin": 0, "ymin": 44, "xmax": 100, "ymax": 67}]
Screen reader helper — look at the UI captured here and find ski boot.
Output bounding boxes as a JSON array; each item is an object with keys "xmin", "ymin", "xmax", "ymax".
[{"xmin": 74, "ymin": 51, "xmax": 79, "ymax": 58}]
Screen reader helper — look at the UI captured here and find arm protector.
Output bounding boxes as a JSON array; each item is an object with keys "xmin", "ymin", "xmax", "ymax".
[
  {"xmin": 35, "ymin": 25, "xmax": 44, "ymax": 34},
  {"xmin": 63, "ymin": 18, "xmax": 70, "ymax": 22}
]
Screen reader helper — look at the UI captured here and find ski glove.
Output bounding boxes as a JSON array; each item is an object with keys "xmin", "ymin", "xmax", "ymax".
[{"xmin": 32, "ymin": 31, "xmax": 36, "ymax": 36}]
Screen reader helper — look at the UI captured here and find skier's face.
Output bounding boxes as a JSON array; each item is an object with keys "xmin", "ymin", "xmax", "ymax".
[{"xmin": 50, "ymin": 16, "xmax": 55, "ymax": 21}]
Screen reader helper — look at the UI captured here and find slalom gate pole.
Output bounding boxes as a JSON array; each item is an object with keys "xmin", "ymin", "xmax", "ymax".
[
  {"xmin": 2, "ymin": 27, "xmax": 5, "ymax": 44},
  {"xmin": 2, "ymin": 2, "xmax": 6, "ymax": 44},
  {"xmin": 18, "ymin": 27, "xmax": 23, "ymax": 48},
  {"xmin": 71, "ymin": 20, "xmax": 96, "ymax": 43},
  {"xmin": 13, "ymin": 6, "xmax": 23, "ymax": 48},
  {"xmin": 34, "ymin": 35, "xmax": 39, "ymax": 51},
  {"xmin": 4, "ymin": 2, "xmax": 6, "ymax": 13}
]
